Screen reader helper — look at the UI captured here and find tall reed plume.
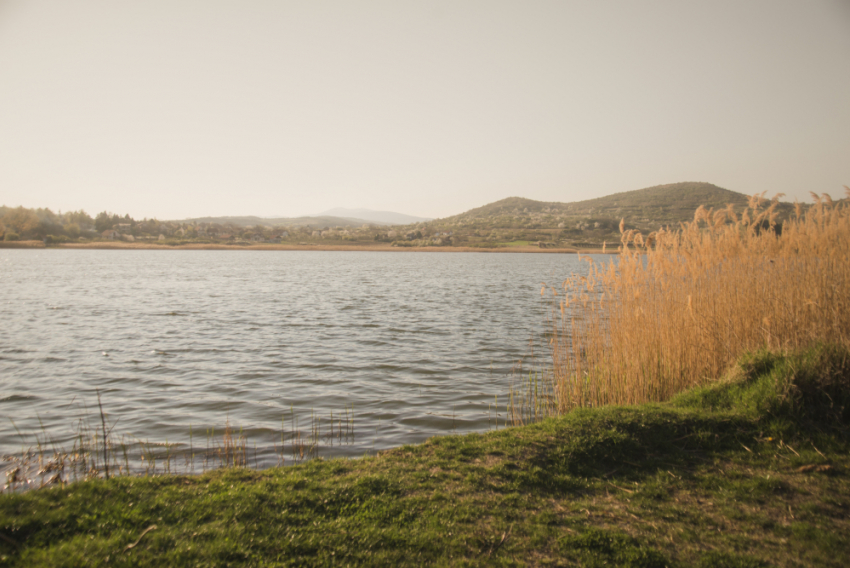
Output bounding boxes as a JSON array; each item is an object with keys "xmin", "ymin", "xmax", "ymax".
[{"xmin": 546, "ymin": 188, "xmax": 850, "ymax": 412}]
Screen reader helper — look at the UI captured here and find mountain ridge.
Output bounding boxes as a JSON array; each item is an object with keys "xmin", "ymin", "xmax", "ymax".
[
  {"xmin": 447, "ymin": 182, "xmax": 760, "ymax": 224},
  {"xmin": 317, "ymin": 208, "xmax": 431, "ymax": 225},
  {"xmin": 172, "ymin": 215, "xmax": 389, "ymax": 228}
]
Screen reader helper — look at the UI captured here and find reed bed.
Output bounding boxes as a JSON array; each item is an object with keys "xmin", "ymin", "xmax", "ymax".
[
  {"xmin": 2, "ymin": 403, "xmax": 355, "ymax": 493},
  {"xmin": 536, "ymin": 189, "xmax": 850, "ymax": 414}
]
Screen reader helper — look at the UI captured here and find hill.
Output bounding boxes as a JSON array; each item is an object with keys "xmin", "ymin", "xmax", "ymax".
[
  {"xmin": 397, "ymin": 182, "xmax": 798, "ymax": 249},
  {"xmin": 317, "ymin": 208, "xmax": 431, "ymax": 225},
  {"xmin": 453, "ymin": 182, "xmax": 766, "ymax": 222}
]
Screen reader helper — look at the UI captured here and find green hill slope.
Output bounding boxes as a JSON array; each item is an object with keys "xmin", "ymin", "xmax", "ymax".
[
  {"xmin": 452, "ymin": 182, "xmax": 757, "ymax": 222},
  {"xmin": 404, "ymin": 182, "xmax": 796, "ymax": 249}
]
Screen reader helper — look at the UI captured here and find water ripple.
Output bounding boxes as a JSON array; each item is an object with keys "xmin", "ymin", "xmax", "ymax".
[{"xmin": 0, "ymin": 249, "xmax": 592, "ymax": 463}]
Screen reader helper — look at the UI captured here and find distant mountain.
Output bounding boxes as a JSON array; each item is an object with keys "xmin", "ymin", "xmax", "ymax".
[
  {"xmin": 175, "ymin": 208, "xmax": 429, "ymax": 228},
  {"xmin": 174, "ymin": 215, "xmax": 383, "ymax": 228},
  {"xmin": 317, "ymin": 208, "xmax": 431, "ymax": 226}
]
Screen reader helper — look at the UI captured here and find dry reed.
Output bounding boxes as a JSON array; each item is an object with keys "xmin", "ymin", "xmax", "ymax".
[
  {"xmin": 542, "ymin": 189, "xmax": 850, "ymax": 413},
  {"xmin": 2, "ymin": 403, "xmax": 356, "ymax": 493}
]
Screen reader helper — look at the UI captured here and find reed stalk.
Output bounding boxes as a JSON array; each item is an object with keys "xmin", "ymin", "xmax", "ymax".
[{"xmin": 544, "ymin": 190, "xmax": 850, "ymax": 413}]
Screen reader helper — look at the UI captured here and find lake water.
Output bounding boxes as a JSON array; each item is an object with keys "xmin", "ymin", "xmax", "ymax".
[{"xmin": 0, "ymin": 250, "xmax": 591, "ymax": 470}]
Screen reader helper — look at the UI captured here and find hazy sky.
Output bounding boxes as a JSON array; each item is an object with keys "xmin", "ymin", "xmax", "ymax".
[{"xmin": 1, "ymin": 1, "xmax": 848, "ymax": 220}]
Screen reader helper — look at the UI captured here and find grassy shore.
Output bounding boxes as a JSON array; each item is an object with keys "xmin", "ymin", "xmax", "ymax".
[{"xmin": 1, "ymin": 345, "xmax": 848, "ymax": 567}]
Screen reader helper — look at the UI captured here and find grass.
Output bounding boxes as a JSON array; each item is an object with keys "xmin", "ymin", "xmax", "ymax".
[{"xmin": 1, "ymin": 344, "xmax": 848, "ymax": 566}]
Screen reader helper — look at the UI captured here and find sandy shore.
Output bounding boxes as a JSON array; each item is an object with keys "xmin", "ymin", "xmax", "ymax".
[
  {"xmin": 0, "ymin": 240, "xmax": 47, "ymax": 248},
  {"xmin": 1, "ymin": 240, "xmax": 612, "ymax": 254}
]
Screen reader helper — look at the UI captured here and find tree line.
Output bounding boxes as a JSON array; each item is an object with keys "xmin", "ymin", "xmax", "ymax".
[{"xmin": 0, "ymin": 206, "xmax": 167, "ymax": 242}]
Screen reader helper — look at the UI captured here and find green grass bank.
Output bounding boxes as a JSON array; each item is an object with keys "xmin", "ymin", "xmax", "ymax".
[{"xmin": 2, "ymin": 345, "xmax": 849, "ymax": 567}]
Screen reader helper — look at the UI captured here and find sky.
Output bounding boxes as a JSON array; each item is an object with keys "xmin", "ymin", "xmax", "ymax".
[{"xmin": 1, "ymin": 1, "xmax": 849, "ymax": 220}]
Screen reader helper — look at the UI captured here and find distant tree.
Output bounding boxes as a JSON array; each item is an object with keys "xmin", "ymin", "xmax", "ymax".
[
  {"xmin": 41, "ymin": 207, "xmax": 61, "ymax": 220},
  {"xmin": 66, "ymin": 210, "xmax": 94, "ymax": 227},
  {"xmin": 64, "ymin": 223, "xmax": 81, "ymax": 238},
  {"xmin": 94, "ymin": 212, "xmax": 114, "ymax": 232},
  {"xmin": 2, "ymin": 207, "xmax": 41, "ymax": 238},
  {"xmin": 141, "ymin": 218, "xmax": 160, "ymax": 235}
]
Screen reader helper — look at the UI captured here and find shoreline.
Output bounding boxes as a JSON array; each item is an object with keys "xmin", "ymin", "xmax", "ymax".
[
  {"xmin": 2, "ymin": 240, "xmax": 614, "ymax": 254},
  {"xmin": 2, "ymin": 346, "xmax": 847, "ymax": 566}
]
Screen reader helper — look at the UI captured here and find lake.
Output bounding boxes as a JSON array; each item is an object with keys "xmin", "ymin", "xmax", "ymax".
[{"xmin": 0, "ymin": 250, "xmax": 593, "ymax": 471}]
